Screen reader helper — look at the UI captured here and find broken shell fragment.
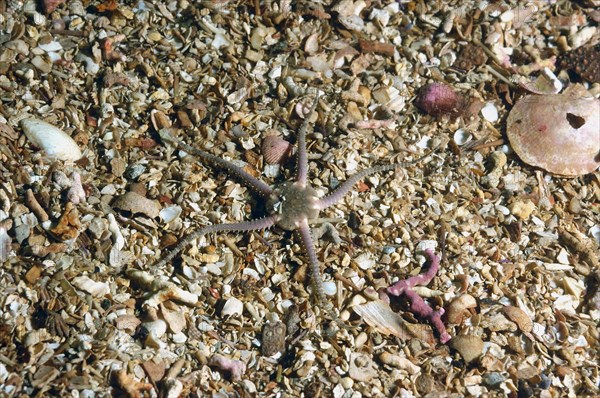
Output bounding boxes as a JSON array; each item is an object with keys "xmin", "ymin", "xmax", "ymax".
[
  {"xmin": 414, "ymin": 82, "xmax": 464, "ymax": 117},
  {"xmin": 445, "ymin": 294, "xmax": 477, "ymax": 324},
  {"xmin": 480, "ymin": 102, "xmax": 498, "ymax": 122},
  {"xmin": 142, "ymin": 319, "xmax": 167, "ymax": 349},
  {"xmin": 450, "ymin": 335, "xmax": 484, "ymax": 364},
  {"xmin": 221, "ymin": 297, "xmax": 244, "ymax": 318},
  {"xmin": 73, "ymin": 276, "xmax": 110, "ymax": 297},
  {"xmin": 159, "ymin": 205, "xmax": 182, "ymax": 224},
  {"xmin": 209, "ymin": 354, "xmax": 246, "ymax": 381},
  {"xmin": 502, "ymin": 306, "xmax": 533, "ymax": 333},
  {"xmin": 506, "ymin": 92, "xmax": 600, "ymax": 176},
  {"xmin": 353, "ymin": 300, "xmax": 411, "ymax": 339},
  {"xmin": 379, "ymin": 352, "xmax": 420, "ymax": 374},
  {"xmin": 20, "ymin": 119, "xmax": 82, "ymax": 161},
  {"xmin": 112, "ymin": 191, "xmax": 161, "ymax": 218},
  {"xmin": 261, "ymin": 135, "xmax": 292, "ymax": 165},
  {"xmin": 348, "ymin": 352, "xmax": 377, "ymax": 382}
]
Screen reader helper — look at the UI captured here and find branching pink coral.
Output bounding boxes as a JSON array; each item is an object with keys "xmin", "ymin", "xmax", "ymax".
[{"xmin": 384, "ymin": 249, "xmax": 451, "ymax": 344}]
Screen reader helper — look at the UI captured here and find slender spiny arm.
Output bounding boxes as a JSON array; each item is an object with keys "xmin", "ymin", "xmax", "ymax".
[
  {"xmin": 152, "ymin": 215, "xmax": 279, "ymax": 270},
  {"xmin": 297, "ymin": 219, "xmax": 341, "ymax": 324},
  {"xmin": 296, "ymin": 96, "xmax": 319, "ymax": 186},
  {"xmin": 316, "ymin": 150, "xmax": 436, "ymax": 210},
  {"xmin": 159, "ymin": 129, "xmax": 273, "ymax": 198}
]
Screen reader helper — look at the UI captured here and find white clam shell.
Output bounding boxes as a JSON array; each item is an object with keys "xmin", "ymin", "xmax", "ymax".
[
  {"xmin": 322, "ymin": 281, "xmax": 337, "ymax": 296},
  {"xmin": 38, "ymin": 40, "xmax": 63, "ymax": 52},
  {"xmin": 21, "ymin": 119, "xmax": 82, "ymax": 161}
]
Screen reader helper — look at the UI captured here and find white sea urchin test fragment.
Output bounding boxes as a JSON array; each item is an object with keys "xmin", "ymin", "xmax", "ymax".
[{"xmin": 20, "ymin": 119, "xmax": 82, "ymax": 161}]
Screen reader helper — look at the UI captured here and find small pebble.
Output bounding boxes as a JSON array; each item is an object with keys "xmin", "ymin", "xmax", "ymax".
[
  {"xmin": 124, "ymin": 164, "xmax": 146, "ymax": 180},
  {"xmin": 340, "ymin": 377, "xmax": 354, "ymax": 389},
  {"xmin": 382, "ymin": 246, "xmax": 396, "ymax": 255},
  {"xmin": 510, "ymin": 200, "xmax": 536, "ymax": 221},
  {"xmin": 539, "ymin": 373, "xmax": 551, "ymax": 390},
  {"xmin": 483, "ymin": 372, "xmax": 506, "ymax": 386}
]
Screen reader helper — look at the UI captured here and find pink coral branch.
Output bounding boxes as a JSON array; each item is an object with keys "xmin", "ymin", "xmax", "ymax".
[{"xmin": 386, "ymin": 249, "xmax": 451, "ymax": 344}]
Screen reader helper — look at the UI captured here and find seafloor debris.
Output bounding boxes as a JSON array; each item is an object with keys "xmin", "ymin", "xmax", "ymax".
[
  {"xmin": 1, "ymin": 1, "xmax": 599, "ymax": 396},
  {"xmin": 112, "ymin": 191, "xmax": 161, "ymax": 219},
  {"xmin": 66, "ymin": 172, "xmax": 86, "ymax": 204},
  {"xmin": 450, "ymin": 334, "xmax": 484, "ymax": 364},
  {"xmin": 126, "ymin": 269, "xmax": 199, "ymax": 308},
  {"xmin": 261, "ymin": 320, "xmax": 286, "ymax": 357},
  {"xmin": 114, "ymin": 368, "xmax": 154, "ymax": 398}
]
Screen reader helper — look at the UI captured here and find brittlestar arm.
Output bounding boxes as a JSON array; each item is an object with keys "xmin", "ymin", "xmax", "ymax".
[
  {"xmin": 152, "ymin": 215, "xmax": 279, "ymax": 269},
  {"xmin": 295, "ymin": 96, "xmax": 319, "ymax": 186},
  {"xmin": 159, "ymin": 129, "xmax": 274, "ymax": 198},
  {"xmin": 297, "ymin": 219, "xmax": 342, "ymax": 324},
  {"xmin": 315, "ymin": 149, "xmax": 436, "ymax": 211}
]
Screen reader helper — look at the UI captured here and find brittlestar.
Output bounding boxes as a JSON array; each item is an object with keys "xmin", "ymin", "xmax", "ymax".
[{"xmin": 146, "ymin": 92, "xmax": 433, "ymax": 327}]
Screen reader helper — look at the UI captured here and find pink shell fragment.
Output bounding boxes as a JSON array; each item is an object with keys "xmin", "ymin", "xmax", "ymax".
[
  {"xmin": 507, "ymin": 93, "xmax": 600, "ymax": 176},
  {"xmin": 262, "ymin": 135, "xmax": 292, "ymax": 165}
]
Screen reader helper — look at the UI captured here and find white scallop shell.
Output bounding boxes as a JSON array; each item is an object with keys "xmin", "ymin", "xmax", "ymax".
[{"xmin": 20, "ymin": 119, "xmax": 82, "ymax": 161}]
